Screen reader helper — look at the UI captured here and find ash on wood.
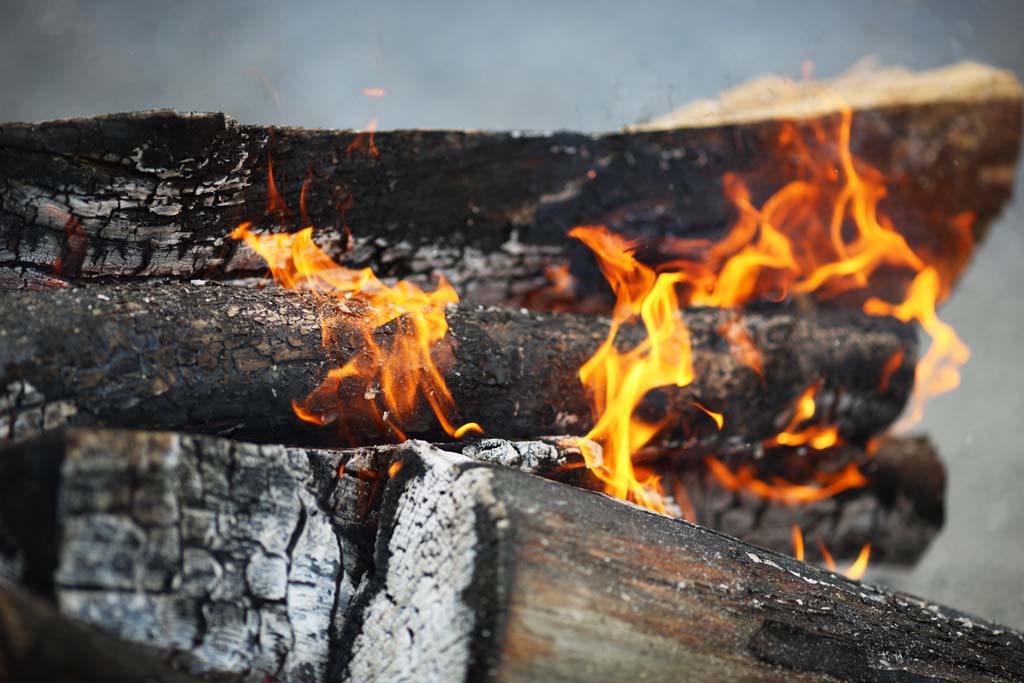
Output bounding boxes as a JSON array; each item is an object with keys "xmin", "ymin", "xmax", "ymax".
[
  {"xmin": 0, "ymin": 281, "xmax": 916, "ymax": 449},
  {"xmin": 0, "ymin": 429, "xmax": 342, "ymax": 682},
  {"xmin": 0, "ymin": 581, "xmax": 204, "ymax": 683},
  {"xmin": 0, "ymin": 430, "xmax": 967, "ymax": 681},
  {"xmin": 338, "ymin": 441, "xmax": 1023, "ymax": 683},
  {"xmin": 1, "ymin": 63, "xmax": 1018, "ymax": 304}
]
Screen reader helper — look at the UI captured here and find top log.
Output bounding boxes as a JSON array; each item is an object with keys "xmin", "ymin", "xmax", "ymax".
[{"xmin": 0, "ymin": 62, "xmax": 1019, "ymax": 303}]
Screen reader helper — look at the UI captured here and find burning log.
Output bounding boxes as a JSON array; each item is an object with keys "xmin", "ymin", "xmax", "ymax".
[
  {"xmin": 667, "ymin": 436, "xmax": 945, "ymax": 565},
  {"xmin": 0, "ymin": 281, "xmax": 916, "ymax": 450},
  {"xmin": 338, "ymin": 440, "xmax": 1022, "ymax": 683},
  {"xmin": 0, "ymin": 63, "xmax": 1018, "ymax": 303},
  {"xmin": 0, "ymin": 429, "xmax": 958, "ymax": 682}
]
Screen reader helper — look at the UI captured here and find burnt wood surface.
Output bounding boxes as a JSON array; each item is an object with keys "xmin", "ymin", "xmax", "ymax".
[
  {"xmin": 0, "ymin": 581, "xmax": 207, "ymax": 683},
  {"xmin": 0, "ymin": 430, "xmax": 954, "ymax": 682},
  {"xmin": 1, "ymin": 63, "xmax": 1019, "ymax": 303},
  {"xmin": 0, "ymin": 281, "xmax": 916, "ymax": 450},
  {"xmin": 340, "ymin": 441, "xmax": 1023, "ymax": 683}
]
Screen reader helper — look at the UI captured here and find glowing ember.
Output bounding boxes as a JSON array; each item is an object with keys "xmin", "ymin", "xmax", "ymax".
[
  {"xmin": 572, "ymin": 98, "xmax": 970, "ymax": 510},
  {"xmin": 231, "ymin": 159, "xmax": 481, "ymax": 443}
]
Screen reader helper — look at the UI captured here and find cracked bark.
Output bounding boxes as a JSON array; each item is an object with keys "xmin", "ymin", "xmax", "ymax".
[
  {"xmin": 0, "ymin": 429, "xmax": 341, "ymax": 682},
  {"xmin": 0, "ymin": 430, "xmax": 956, "ymax": 680},
  {"xmin": 0, "ymin": 281, "xmax": 917, "ymax": 451},
  {"xmin": 0, "ymin": 581, "xmax": 206, "ymax": 683},
  {"xmin": 0, "ymin": 63, "xmax": 1018, "ymax": 305},
  {"xmin": 337, "ymin": 441, "xmax": 1022, "ymax": 683}
]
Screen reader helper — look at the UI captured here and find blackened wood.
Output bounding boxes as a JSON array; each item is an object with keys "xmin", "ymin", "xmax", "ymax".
[
  {"xmin": 0, "ymin": 63, "xmax": 1019, "ymax": 304},
  {"xmin": 0, "ymin": 581, "xmax": 205, "ymax": 683},
  {"xmin": 340, "ymin": 441, "xmax": 1023, "ymax": 683},
  {"xmin": 0, "ymin": 281, "xmax": 916, "ymax": 449}
]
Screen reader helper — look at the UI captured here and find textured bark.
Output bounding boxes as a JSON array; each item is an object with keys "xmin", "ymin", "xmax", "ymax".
[
  {"xmin": 0, "ymin": 429, "xmax": 342, "ymax": 682},
  {"xmin": 339, "ymin": 441, "xmax": 1023, "ymax": 683},
  {"xmin": 0, "ymin": 430, "xmax": 957, "ymax": 681},
  {"xmin": 0, "ymin": 429, "xmax": 587, "ymax": 682},
  {"xmin": 1, "ymin": 63, "xmax": 1019, "ymax": 304},
  {"xmin": 0, "ymin": 581, "xmax": 206, "ymax": 683},
  {"xmin": 0, "ymin": 281, "xmax": 916, "ymax": 450}
]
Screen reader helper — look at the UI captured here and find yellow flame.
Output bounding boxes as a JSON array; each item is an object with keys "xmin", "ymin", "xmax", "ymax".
[{"xmin": 231, "ymin": 160, "xmax": 481, "ymax": 443}]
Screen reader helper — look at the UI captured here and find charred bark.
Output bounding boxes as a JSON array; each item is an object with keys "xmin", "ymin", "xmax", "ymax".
[
  {"xmin": 1, "ymin": 63, "xmax": 1019, "ymax": 304},
  {"xmin": 0, "ymin": 281, "xmax": 916, "ymax": 450},
  {"xmin": 0, "ymin": 581, "xmax": 206, "ymax": 683},
  {"xmin": 0, "ymin": 429, "xmax": 955, "ymax": 682},
  {"xmin": 339, "ymin": 441, "xmax": 1022, "ymax": 683}
]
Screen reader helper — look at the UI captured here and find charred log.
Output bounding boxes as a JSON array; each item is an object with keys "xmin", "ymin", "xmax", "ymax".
[
  {"xmin": 0, "ymin": 281, "xmax": 916, "ymax": 450},
  {"xmin": 0, "ymin": 63, "xmax": 1019, "ymax": 304},
  {"xmin": 0, "ymin": 581, "xmax": 206, "ymax": 683},
  {"xmin": 0, "ymin": 428, "xmax": 942, "ymax": 630},
  {"xmin": 338, "ymin": 440, "xmax": 1022, "ymax": 683}
]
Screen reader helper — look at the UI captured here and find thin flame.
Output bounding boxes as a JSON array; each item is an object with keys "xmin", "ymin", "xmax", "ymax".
[
  {"xmin": 362, "ymin": 87, "xmax": 387, "ymax": 97},
  {"xmin": 791, "ymin": 524, "xmax": 805, "ymax": 561},
  {"xmin": 764, "ymin": 384, "xmax": 839, "ymax": 450},
  {"xmin": 231, "ymin": 159, "xmax": 481, "ymax": 443},
  {"xmin": 347, "ymin": 119, "xmax": 379, "ymax": 158},
  {"xmin": 706, "ymin": 457, "xmax": 867, "ymax": 504},
  {"xmin": 793, "ymin": 526, "xmax": 871, "ymax": 579}
]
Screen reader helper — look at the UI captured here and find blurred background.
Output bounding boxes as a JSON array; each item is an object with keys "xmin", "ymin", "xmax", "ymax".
[{"xmin": 2, "ymin": 0, "xmax": 1022, "ymax": 627}]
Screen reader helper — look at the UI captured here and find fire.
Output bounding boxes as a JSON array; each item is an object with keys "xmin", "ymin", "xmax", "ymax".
[
  {"xmin": 570, "ymin": 225, "xmax": 694, "ymax": 511},
  {"xmin": 791, "ymin": 525, "xmax": 871, "ymax": 580},
  {"xmin": 764, "ymin": 384, "xmax": 839, "ymax": 450},
  {"xmin": 572, "ymin": 98, "xmax": 970, "ymax": 510},
  {"xmin": 231, "ymin": 158, "xmax": 481, "ymax": 443}
]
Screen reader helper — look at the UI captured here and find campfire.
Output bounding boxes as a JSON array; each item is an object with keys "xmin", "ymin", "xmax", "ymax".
[{"xmin": 1, "ymin": 61, "xmax": 1022, "ymax": 682}]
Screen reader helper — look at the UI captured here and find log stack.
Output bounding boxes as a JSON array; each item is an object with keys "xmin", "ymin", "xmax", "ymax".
[{"xmin": 0, "ymin": 61, "xmax": 1021, "ymax": 681}]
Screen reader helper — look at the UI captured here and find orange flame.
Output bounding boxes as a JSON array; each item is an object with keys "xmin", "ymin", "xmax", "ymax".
[
  {"xmin": 792, "ymin": 525, "xmax": 871, "ymax": 579},
  {"xmin": 361, "ymin": 87, "xmax": 387, "ymax": 97},
  {"xmin": 573, "ymin": 97, "xmax": 970, "ymax": 512},
  {"xmin": 706, "ymin": 457, "xmax": 867, "ymax": 504},
  {"xmin": 231, "ymin": 160, "xmax": 481, "ymax": 443},
  {"xmin": 764, "ymin": 384, "xmax": 839, "ymax": 450},
  {"xmin": 570, "ymin": 225, "xmax": 694, "ymax": 511},
  {"xmin": 347, "ymin": 119, "xmax": 379, "ymax": 158}
]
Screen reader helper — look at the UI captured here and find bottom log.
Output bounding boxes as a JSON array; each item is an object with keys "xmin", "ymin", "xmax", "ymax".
[
  {"xmin": 0, "ymin": 581, "xmax": 201, "ymax": 683},
  {"xmin": 340, "ymin": 442, "xmax": 1022, "ymax": 683},
  {"xmin": 0, "ymin": 429, "xmax": 1004, "ymax": 683}
]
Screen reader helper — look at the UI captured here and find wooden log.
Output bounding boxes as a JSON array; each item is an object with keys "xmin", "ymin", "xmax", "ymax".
[
  {"xmin": 0, "ymin": 430, "xmax": 957, "ymax": 681},
  {"xmin": 0, "ymin": 429, "xmax": 587, "ymax": 681},
  {"xmin": 338, "ymin": 440, "xmax": 1023, "ymax": 683},
  {"xmin": 0, "ymin": 580, "xmax": 205, "ymax": 683},
  {"xmin": 0, "ymin": 429, "xmax": 342, "ymax": 682},
  {"xmin": 0, "ymin": 281, "xmax": 916, "ymax": 450},
  {"xmin": 1, "ymin": 63, "xmax": 1018, "ymax": 304}
]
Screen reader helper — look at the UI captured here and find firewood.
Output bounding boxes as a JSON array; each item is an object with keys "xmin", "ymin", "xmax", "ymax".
[
  {"xmin": 0, "ymin": 63, "xmax": 1018, "ymax": 304},
  {"xmin": 0, "ymin": 429, "xmax": 952, "ymax": 681},
  {"xmin": 338, "ymin": 440, "xmax": 1023, "ymax": 683},
  {"xmin": 0, "ymin": 281, "xmax": 916, "ymax": 450},
  {"xmin": 0, "ymin": 581, "xmax": 204, "ymax": 683}
]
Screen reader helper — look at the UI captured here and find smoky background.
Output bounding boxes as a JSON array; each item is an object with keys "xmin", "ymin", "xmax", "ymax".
[{"xmin": 2, "ymin": 0, "xmax": 1022, "ymax": 627}]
